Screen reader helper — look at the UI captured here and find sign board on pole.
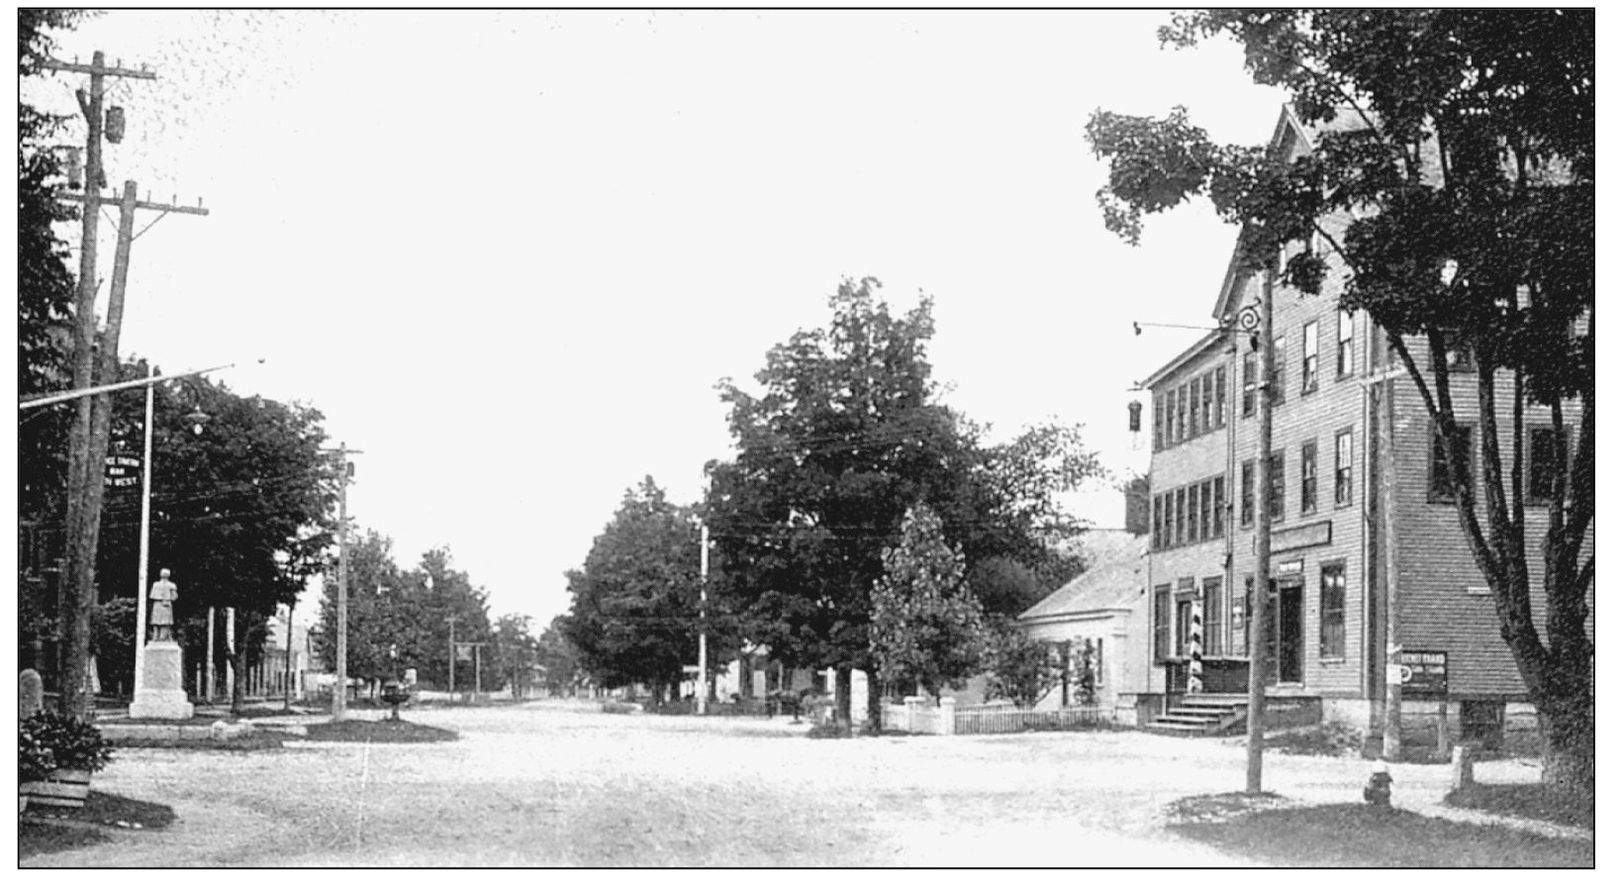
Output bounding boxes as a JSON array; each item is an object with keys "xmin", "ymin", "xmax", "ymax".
[
  {"xmin": 104, "ymin": 454, "xmax": 142, "ymax": 489},
  {"xmin": 1399, "ymin": 650, "xmax": 1448, "ymax": 697},
  {"xmin": 681, "ymin": 665, "xmax": 701, "ymax": 674}
]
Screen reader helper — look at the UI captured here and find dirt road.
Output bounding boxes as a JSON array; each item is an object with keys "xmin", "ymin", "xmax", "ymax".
[{"xmin": 23, "ymin": 700, "xmax": 1543, "ymax": 867}]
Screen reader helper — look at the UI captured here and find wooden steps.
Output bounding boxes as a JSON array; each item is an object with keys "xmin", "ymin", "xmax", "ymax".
[{"xmin": 1145, "ymin": 694, "xmax": 1247, "ymax": 736}]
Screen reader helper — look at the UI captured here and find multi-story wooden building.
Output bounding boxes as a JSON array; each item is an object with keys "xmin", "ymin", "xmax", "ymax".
[{"xmin": 1131, "ymin": 106, "xmax": 1588, "ymax": 742}]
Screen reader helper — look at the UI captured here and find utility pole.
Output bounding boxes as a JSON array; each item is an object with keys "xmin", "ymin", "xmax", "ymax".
[
  {"xmin": 283, "ymin": 600, "xmax": 296, "ymax": 711},
  {"xmin": 1379, "ymin": 355, "xmax": 1404, "ymax": 761},
  {"xmin": 698, "ymin": 523, "xmax": 709, "ymax": 716},
  {"xmin": 324, "ymin": 444, "xmax": 362, "ymax": 722},
  {"xmin": 1246, "ymin": 262, "xmax": 1277, "ymax": 795},
  {"xmin": 447, "ymin": 615, "xmax": 458, "ymax": 702},
  {"xmin": 40, "ymin": 51, "xmax": 209, "ymax": 719}
]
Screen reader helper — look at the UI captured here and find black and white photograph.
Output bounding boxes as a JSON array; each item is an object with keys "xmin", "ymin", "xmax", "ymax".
[{"xmin": 16, "ymin": 7, "xmax": 1595, "ymax": 868}]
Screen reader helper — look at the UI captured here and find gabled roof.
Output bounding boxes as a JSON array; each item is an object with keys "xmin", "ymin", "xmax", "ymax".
[{"xmin": 1018, "ymin": 531, "xmax": 1147, "ymax": 622}]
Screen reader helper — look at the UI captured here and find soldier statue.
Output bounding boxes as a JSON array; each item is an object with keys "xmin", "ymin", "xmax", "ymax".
[{"xmin": 150, "ymin": 568, "xmax": 178, "ymax": 642}]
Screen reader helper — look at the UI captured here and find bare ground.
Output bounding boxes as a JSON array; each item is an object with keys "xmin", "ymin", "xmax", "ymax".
[{"xmin": 21, "ymin": 700, "xmax": 1574, "ymax": 867}]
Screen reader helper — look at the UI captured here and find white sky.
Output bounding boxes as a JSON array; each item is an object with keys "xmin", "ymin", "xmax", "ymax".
[{"xmin": 21, "ymin": 9, "xmax": 1291, "ymax": 627}]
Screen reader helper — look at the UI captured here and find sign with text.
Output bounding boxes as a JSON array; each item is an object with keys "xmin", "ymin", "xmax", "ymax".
[
  {"xmin": 1271, "ymin": 520, "xmax": 1332, "ymax": 553},
  {"xmin": 104, "ymin": 454, "xmax": 142, "ymax": 489},
  {"xmin": 1399, "ymin": 650, "xmax": 1448, "ymax": 697}
]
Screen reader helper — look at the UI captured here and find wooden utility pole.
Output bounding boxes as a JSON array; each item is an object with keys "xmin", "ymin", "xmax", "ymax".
[
  {"xmin": 447, "ymin": 615, "xmax": 459, "ymax": 701},
  {"xmin": 40, "ymin": 52, "xmax": 210, "ymax": 718},
  {"xmin": 698, "ymin": 523, "xmax": 709, "ymax": 716},
  {"xmin": 324, "ymin": 444, "xmax": 362, "ymax": 722},
  {"xmin": 1246, "ymin": 263, "xmax": 1277, "ymax": 795},
  {"xmin": 1380, "ymin": 363, "xmax": 1404, "ymax": 761}
]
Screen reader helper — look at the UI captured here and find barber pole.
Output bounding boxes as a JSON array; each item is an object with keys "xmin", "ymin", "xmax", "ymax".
[{"xmin": 1188, "ymin": 594, "xmax": 1205, "ymax": 694}]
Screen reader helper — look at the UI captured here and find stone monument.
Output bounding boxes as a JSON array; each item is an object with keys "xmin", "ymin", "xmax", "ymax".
[{"xmin": 129, "ymin": 568, "xmax": 194, "ymax": 720}]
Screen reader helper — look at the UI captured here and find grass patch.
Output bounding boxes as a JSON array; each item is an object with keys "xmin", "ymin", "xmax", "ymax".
[
  {"xmin": 1266, "ymin": 721, "xmax": 1362, "ymax": 757},
  {"xmin": 1168, "ymin": 801, "xmax": 1593, "ymax": 867},
  {"xmin": 114, "ymin": 729, "xmax": 290, "ymax": 751},
  {"xmin": 1446, "ymin": 783, "xmax": 1593, "ymax": 830},
  {"xmin": 21, "ymin": 790, "xmax": 176, "ymax": 859},
  {"xmin": 19, "ymin": 819, "xmax": 109, "ymax": 858},
  {"xmin": 302, "ymin": 718, "xmax": 458, "ymax": 743},
  {"xmin": 24, "ymin": 789, "xmax": 177, "ymax": 829}
]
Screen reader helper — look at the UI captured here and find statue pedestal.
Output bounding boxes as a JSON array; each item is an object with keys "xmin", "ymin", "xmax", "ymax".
[{"xmin": 128, "ymin": 642, "xmax": 194, "ymax": 720}]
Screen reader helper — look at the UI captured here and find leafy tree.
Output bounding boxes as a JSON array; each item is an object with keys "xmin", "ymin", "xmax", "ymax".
[
  {"xmin": 316, "ymin": 539, "xmax": 494, "ymax": 694},
  {"xmin": 870, "ymin": 505, "xmax": 989, "ymax": 704},
  {"xmin": 490, "ymin": 614, "xmax": 539, "ymax": 698},
  {"xmin": 534, "ymin": 616, "xmax": 583, "ymax": 696},
  {"xmin": 708, "ymin": 278, "xmax": 1101, "ymax": 726},
  {"xmin": 984, "ymin": 624, "xmax": 1064, "ymax": 709},
  {"xmin": 82, "ymin": 363, "xmax": 339, "ymax": 712},
  {"xmin": 1086, "ymin": 9, "xmax": 1593, "ymax": 795},
  {"xmin": 312, "ymin": 529, "xmax": 404, "ymax": 691},
  {"xmin": 17, "ymin": 8, "xmax": 82, "ymax": 693},
  {"xmin": 563, "ymin": 478, "xmax": 727, "ymax": 703}
]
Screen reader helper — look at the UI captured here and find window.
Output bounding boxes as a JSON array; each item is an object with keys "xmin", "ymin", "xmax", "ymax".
[
  {"xmin": 1175, "ymin": 487, "xmax": 1186, "ymax": 546},
  {"xmin": 1153, "ymin": 396, "xmax": 1164, "ymax": 451},
  {"xmin": 1232, "ymin": 575, "xmax": 1253, "ymax": 656},
  {"xmin": 1201, "ymin": 373, "xmax": 1214, "ymax": 435},
  {"xmin": 1241, "ymin": 460, "xmax": 1255, "ymax": 527},
  {"xmin": 1212, "ymin": 476, "xmax": 1225, "ymax": 538},
  {"xmin": 1268, "ymin": 451, "xmax": 1285, "ymax": 520},
  {"xmin": 1204, "ymin": 577, "xmax": 1223, "ymax": 656},
  {"xmin": 1302, "ymin": 321, "xmax": 1319, "ymax": 394},
  {"xmin": 1335, "ymin": 429, "xmax": 1353, "ymax": 506},
  {"xmin": 1429, "ymin": 423, "xmax": 1475, "ymax": 503},
  {"xmin": 1337, "ymin": 310, "xmax": 1354, "ymax": 378},
  {"xmin": 1215, "ymin": 366, "xmax": 1227, "ymax": 428},
  {"xmin": 1199, "ymin": 479, "xmax": 1212, "ymax": 542},
  {"xmin": 1432, "ymin": 332, "xmax": 1475, "ymax": 373},
  {"xmin": 1271, "ymin": 334, "xmax": 1288, "ymax": 404},
  {"xmin": 1320, "ymin": 562, "xmax": 1346, "ymax": 659},
  {"xmin": 1242, "ymin": 353, "xmax": 1257, "ymax": 417},
  {"xmin": 1153, "ymin": 585, "xmax": 1172, "ymax": 662},
  {"xmin": 1190, "ymin": 482, "xmax": 1203, "ymax": 542},
  {"xmin": 1152, "ymin": 495, "xmax": 1163, "ymax": 549},
  {"xmin": 1300, "ymin": 440, "xmax": 1318, "ymax": 516},
  {"xmin": 1175, "ymin": 385, "xmax": 1187, "ymax": 442},
  {"xmin": 1528, "ymin": 427, "xmax": 1564, "ymax": 505},
  {"xmin": 1185, "ymin": 378, "xmax": 1198, "ymax": 436}
]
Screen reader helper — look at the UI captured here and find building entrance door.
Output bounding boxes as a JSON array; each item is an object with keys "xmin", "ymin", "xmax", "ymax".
[
  {"xmin": 1276, "ymin": 578, "xmax": 1304, "ymax": 684},
  {"xmin": 1263, "ymin": 577, "xmax": 1305, "ymax": 685}
]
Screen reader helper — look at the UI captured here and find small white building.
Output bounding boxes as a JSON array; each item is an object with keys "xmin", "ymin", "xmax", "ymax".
[{"xmin": 1017, "ymin": 531, "xmax": 1148, "ymax": 724}]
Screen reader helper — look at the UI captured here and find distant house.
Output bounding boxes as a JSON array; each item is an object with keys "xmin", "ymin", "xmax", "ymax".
[{"xmin": 1017, "ymin": 530, "xmax": 1148, "ymax": 723}]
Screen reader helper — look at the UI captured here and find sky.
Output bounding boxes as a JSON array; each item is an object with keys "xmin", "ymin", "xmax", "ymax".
[{"xmin": 20, "ymin": 9, "xmax": 1291, "ymax": 629}]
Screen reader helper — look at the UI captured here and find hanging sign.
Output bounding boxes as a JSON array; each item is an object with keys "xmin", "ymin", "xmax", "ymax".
[{"xmin": 104, "ymin": 454, "xmax": 142, "ymax": 489}]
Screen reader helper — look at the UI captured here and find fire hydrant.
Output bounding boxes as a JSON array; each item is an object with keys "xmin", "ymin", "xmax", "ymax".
[{"xmin": 1364, "ymin": 759, "xmax": 1393, "ymax": 807}]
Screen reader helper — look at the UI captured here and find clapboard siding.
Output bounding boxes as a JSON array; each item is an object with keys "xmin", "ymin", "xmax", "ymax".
[{"xmin": 1389, "ymin": 345, "xmax": 1590, "ymax": 698}]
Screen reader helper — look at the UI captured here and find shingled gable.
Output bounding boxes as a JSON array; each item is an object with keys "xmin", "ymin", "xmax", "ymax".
[{"xmin": 1017, "ymin": 531, "xmax": 1147, "ymax": 623}]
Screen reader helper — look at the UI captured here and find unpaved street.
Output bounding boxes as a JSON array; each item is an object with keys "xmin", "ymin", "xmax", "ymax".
[{"xmin": 26, "ymin": 701, "xmax": 1543, "ymax": 867}]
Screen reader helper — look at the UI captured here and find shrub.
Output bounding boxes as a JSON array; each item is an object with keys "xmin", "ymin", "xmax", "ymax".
[
  {"xmin": 18, "ymin": 722, "xmax": 56, "ymax": 782},
  {"xmin": 20, "ymin": 712, "xmax": 115, "ymax": 774}
]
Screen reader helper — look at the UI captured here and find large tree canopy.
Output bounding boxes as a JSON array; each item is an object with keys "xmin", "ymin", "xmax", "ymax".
[
  {"xmin": 706, "ymin": 278, "xmax": 1100, "ymax": 725},
  {"xmin": 563, "ymin": 477, "xmax": 733, "ymax": 700},
  {"xmin": 1086, "ymin": 9, "xmax": 1592, "ymax": 795}
]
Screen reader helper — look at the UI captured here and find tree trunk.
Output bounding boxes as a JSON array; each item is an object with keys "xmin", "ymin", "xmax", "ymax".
[
  {"xmin": 864, "ymin": 674, "xmax": 884, "ymax": 734},
  {"xmin": 834, "ymin": 667, "xmax": 852, "ymax": 731},
  {"xmin": 1535, "ymin": 680, "xmax": 1594, "ymax": 799}
]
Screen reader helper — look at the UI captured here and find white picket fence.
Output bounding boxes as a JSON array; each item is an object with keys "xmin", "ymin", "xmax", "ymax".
[{"xmin": 881, "ymin": 697, "xmax": 1107, "ymax": 736}]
